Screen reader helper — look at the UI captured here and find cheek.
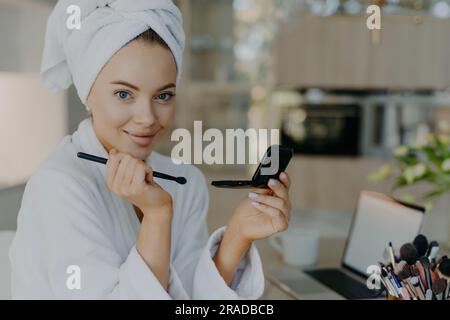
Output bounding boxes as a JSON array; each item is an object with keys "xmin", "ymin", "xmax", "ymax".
[
  {"xmin": 156, "ymin": 106, "xmax": 175, "ymax": 127},
  {"xmin": 94, "ymin": 98, "xmax": 131, "ymax": 134}
]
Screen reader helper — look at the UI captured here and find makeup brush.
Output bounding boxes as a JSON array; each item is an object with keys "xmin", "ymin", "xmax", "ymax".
[
  {"xmin": 398, "ymin": 265, "xmax": 420, "ymax": 300},
  {"xmin": 394, "ymin": 260, "xmax": 407, "ymax": 275},
  {"xmin": 388, "ymin": 268, "xmax": 409, "ymax": 300},
  {"xmin": 411, "ymin": 265, "xmax": 425, "ymax": 294},
  {"xmin": 77, "ymin": 152, "xmax": 187, "ymax": 185},
  {"xmin": 432, "ymin": 278, "xmax": 447, "ymax": 300},
  {"xmin": 397, "ymin": 269, "xmax": 416, "ymax": 300},
  {"xmin": 426, "ymin": 240, "xmax": 439, "ymax": 258},
  {"xmin": 388, "ymin": 242, "xmax": 397, "ymax": 268},
  {"xmin": 397, "ymin": 264, "xmax": 411, "ymax": 283},
  {"xmin": 413, "ymin": 234, "xmax": 428, "ymax": 257},
  {"xmin": 409, "ymin": 276, "xmax": 425, "ymax": 300},
  {"xmin": 411, "ymin": 266, "xmax": 426, "ymax": 294},
  {"xmin": 419, "ymin": 256, "xmax": 433, "ymax": 290},
  {"xmin": 427, "ymin": 241, "xmax": 439, "ymax": 269},
  {"xmin": 400, "ymin": 243, "xmax": 419, "ymax": 266},
  {"xmin": 447, "ymin": 285, "xmax": 450, "ymax": 301},
  {"xmin": 381, "ymin": 267, "xmax": 399, "ymax": 298},
  {"xmin": 425, "ymin": 289, "xmax": 433, "ymax": 300},
  {"xmin": 438, "ymin": 262, "xmax": 450, "ymax": 300},
  {"xmin": 378, "ymin": 270, "xmax": 396, "ymax": 297},
  {"xmin": 438, "ymin": 259, "xmax": 450, "ymax": 278},
  {"xmin": 437, "ymin": 256, "xmax": 448, "ymax": 267}
]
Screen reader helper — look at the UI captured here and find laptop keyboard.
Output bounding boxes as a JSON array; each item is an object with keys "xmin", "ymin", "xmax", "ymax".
[{"xmin": 305, "ymin": 269, "xmax": 382, "ymax": 299}]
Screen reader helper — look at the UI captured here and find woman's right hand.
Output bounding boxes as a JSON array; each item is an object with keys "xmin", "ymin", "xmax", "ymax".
[{"xmin": 106, "ymin": 148, "xmax": 173, "ymax": 213}]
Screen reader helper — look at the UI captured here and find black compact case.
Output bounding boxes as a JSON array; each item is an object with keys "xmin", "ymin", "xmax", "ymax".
[{"xmin": 211, "ymin": 145, "xmax": 293, "ymax": 189}]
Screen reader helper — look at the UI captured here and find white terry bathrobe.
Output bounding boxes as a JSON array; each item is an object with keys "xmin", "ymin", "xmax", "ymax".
[{"xmin": 9, "ymin": 118, "xmax": 265, "ymax": 299}]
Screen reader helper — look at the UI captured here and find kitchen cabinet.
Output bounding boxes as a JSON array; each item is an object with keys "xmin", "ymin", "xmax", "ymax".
[{"xmin": 274, "ymin": 14, "xmax": 450, "ymax": 90}]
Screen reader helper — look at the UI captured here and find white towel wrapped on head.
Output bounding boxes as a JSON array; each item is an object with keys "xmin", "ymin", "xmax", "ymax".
[{"xmin": 40, "ymin": 0, "xmax": 185, "ymax": 105}]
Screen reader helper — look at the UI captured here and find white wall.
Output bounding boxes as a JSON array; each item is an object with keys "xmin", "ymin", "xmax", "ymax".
[
  {"xmin": 0, "ymin": 72, "xmax": 67, "ymax": 187},
  {"xmin": 0, "ymin": 0, "xmax": 67, "ymax": 230},
  {"xmin": 0, "ymin": 0, "xmax": 53, "ymax": 72}
]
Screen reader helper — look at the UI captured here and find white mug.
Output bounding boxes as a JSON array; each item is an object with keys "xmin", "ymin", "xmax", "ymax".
[{"xmin": 269, "ymin": 227, "xmax": 320, "ymax": 267}]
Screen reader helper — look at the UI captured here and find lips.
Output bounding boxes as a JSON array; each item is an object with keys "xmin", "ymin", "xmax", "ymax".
[
  {"xmin": 124, "ymin": 130, "xmax": 158, "ymax": 146},
  {"xmin": 125, "ymin": 130, "xmax": 155, "ymax": 137}
]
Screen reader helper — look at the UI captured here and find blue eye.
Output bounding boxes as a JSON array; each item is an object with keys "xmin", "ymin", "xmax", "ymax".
[
  {"xmin": 115, "ymin": 90, "xmax": 131, "ymax": 101},
  {"xmin": 156, "ymin": 92, "xmax": 175, "ymax": 102}
]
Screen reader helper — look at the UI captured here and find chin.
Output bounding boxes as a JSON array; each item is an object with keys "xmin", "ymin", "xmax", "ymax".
[
  {"xmin": 118, "ymin": 131, "xmax": 157, "ymax": 160},
  {"xmin": 129, "ymin": 147, "xmax": 153, "ymax": 161}
]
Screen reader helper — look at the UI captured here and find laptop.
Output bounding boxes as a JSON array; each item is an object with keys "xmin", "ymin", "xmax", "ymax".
[{"xmin": 271, "ymin": 191, "xmax": 425, "ymax": 300}]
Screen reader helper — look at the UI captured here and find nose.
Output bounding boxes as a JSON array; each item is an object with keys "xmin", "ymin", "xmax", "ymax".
[
  {"xmin": 96, "ymin": 0, "xmax": 112, "ymax": 8},
  {"xmin": 133, "ymin": 99, "xmax": 157, "ymax": 126}
]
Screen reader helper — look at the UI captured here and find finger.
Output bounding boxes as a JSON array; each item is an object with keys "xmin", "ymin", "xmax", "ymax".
[
  {"xmin": 112, "ymin": 154, "xmax": 133, "ymax": 191},
  {"xmin": 106, "ymin": 149, "xmax": 126, "ymax": 188},
  {"xmin": 279, "ymin": 172, "xmax": 291, "ymax": 189},
  {"xmin": 123, "ymin": 158, "xmax": 138, "ymax": 189},
  {"xmin": 251, "ymin": 201, "xmax": 288, "ymax": 233},
  {"xmin": 249, "ymin": 193, "xmax": 291, "ymax": 223},
  {"xmin": 144, "ymin": 165, "xmax": 153, "ymax": 184},
  {"xmin": 248, "ymin": 192, "xmax": 285, "ymax": 212},
  {"xmin": 151, "ymin": 179, "xmax": 164, "ymax": 190},
  {"xmin": 250, "ymin": 188, "xmax": 273, "ymax": 196},
  {"xmin": 268, "ymin": 178, "xmax": 289, "ymax": 200},
  {"xmin": 130, "ymin": 163, "xmax": 146, "ymax": 192}
]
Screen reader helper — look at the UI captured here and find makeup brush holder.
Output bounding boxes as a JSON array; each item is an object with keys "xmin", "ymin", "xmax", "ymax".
[{"xmin": 378, "ymin": 233, "xmax": 449, "ymax": 301}]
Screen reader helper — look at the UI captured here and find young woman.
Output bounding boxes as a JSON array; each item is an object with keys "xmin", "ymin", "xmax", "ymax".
[{"xmin": 9, "ymin": 0, "xmax": 292, "ymax": 299}]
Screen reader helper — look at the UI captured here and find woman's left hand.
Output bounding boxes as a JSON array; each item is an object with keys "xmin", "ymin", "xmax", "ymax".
[
  {"xmin": 227, "ymin": 172, "xmax": 292, "ymax": 244},
  {"xmin": 213, "ymin": 172, "xmax": 291, "ymax": 286}
]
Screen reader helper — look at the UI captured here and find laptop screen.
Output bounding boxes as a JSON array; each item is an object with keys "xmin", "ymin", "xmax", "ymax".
[{"xmin": 342, "ymin": 191, "xmax": 424, "ymax": 276}]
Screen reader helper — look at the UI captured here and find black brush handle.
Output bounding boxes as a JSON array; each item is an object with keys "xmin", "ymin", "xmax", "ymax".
[
  {"xmin": 77, "ymin": 152, "xmax": 187, "ymax": 185},
  {"xmin": 77, "ymin": 152, "xmax": 107, "ymax": 164},
  {"xmin": 153, "ymin": 171, "xmax": 186, "ymax": 185}
]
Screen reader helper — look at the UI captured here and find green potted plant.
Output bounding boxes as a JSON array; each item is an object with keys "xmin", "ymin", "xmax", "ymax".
[{"xmin": 369, "ymin": 121, "xmax": 450, "ymax": 247}]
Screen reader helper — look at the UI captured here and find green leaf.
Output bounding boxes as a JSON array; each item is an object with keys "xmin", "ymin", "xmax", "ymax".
[
  {"xmin": 393, "ymin": 176, "xmax": 407, "ymax": 189},
  {"xmin": 422, "ymin": 147, "xmax": 443, "ymax": 165},
  {"xmin": 423, "ymin": 189, "xmax": 445, "ymax": 199},
  {"xmin": 398, "ymin": 193, "xmax": 416, "ymax": 204}
]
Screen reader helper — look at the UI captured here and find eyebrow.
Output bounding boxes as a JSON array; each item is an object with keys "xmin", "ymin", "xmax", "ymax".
[{"xmin": 110, "ymin": 81, "xmax": 176, "ymax": 92}]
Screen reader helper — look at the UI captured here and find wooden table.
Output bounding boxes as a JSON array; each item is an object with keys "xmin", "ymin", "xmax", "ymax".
[{"xmin": 256, "ymin": 208, "xmax": 353, "ymax": 299}]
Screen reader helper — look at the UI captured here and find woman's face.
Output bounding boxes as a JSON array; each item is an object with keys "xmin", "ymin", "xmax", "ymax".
[{"xmin": 86, "ymin": 39, "xmax": 177, "ymax": 161}]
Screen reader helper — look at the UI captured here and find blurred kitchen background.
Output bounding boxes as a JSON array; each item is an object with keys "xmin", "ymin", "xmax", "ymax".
[{"xmin": 3, "ymin": 0, "xmax": 450, "ymax": 299}]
